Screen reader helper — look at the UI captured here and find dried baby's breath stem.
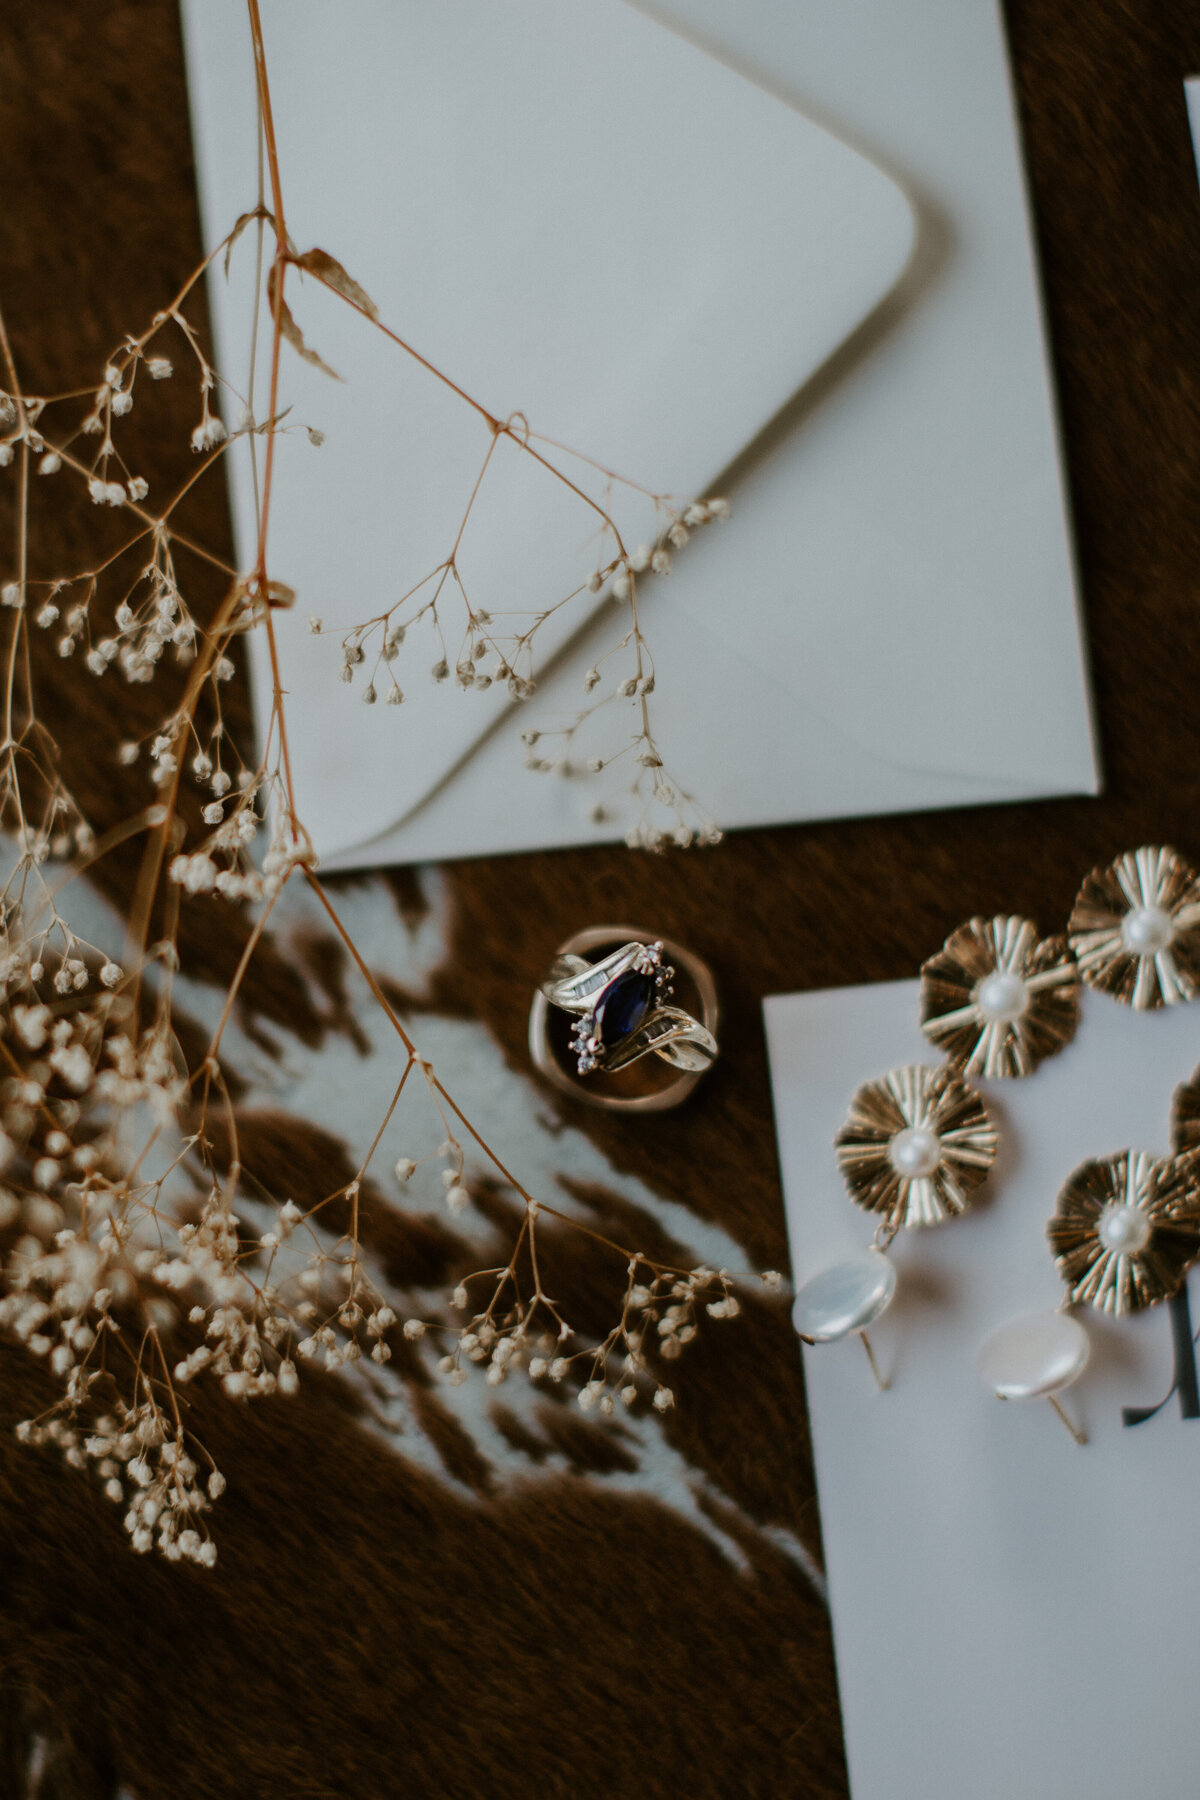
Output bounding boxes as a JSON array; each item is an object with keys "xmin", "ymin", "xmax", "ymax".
[
  {"xmin": 351, "ymin": 1061, "xmax": 415, "ymax": 1186},
  {"xmin": 302, "ymin": 869, "xmax": 418, "ymax": 1056},
  {"xmin": 426, "ymin": 1072, "xmax": 539, "ymax": 1209},
  {"xmin": 247, "ymin": 0, "xmax": 289, "ymax": 582},
  {"xmin": 0, "ymin": 308, "xmax": 29, "ymax": 750},
  {"xmin": 125, "ymin": 583, "xmax": 239, "ymax": 974},
  {"xmin": 200, "ymin": 878, "xmax": 285, "ymax": 1066},
  {"xmin": 0, "ymin": 0, "xmax": 763, "ymax": 1568}
]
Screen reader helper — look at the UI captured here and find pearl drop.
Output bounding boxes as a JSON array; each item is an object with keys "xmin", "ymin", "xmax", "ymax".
[
  {"xmin": 978, "ymin": 1311, "xmax": 1090, "ymax": 1400},
  {"xmin": 975, "ymin": 969, "xmax": 1028, "ymax": 1023},
  {"xmin": 1121, "ymin": 905, "xmax": 1174, "ymax": 956},
  {"xmin": 888, "ymin": 1125, "xmax": 941, "ymax": 1179},
  {"xmin": 792, "ymin": 1248, "xmax": 896, "ymax": 1343},
  {"xmin": 1097, "ymin": 1201, "xmax": 1152, "ymax": 1256}
]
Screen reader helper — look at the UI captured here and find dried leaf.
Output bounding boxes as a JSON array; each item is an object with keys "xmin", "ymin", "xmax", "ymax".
[
  {"xmin": 294, "ymin": 247, "xmax": 380, "ymax": 322},
  {"xmin": 266, "ymin": 264, "xmax": 341, "ymax": 381},
  {"xmin": 223, "ymin": 206, "xmax": 272, "ymax": 278},
  {"xmin": 227, "ymin": 576, "xmax": 297, "ymax": 633}
]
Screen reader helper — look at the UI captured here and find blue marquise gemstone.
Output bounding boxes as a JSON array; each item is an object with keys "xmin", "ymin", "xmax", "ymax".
[{"xmin": 594, "ymin": 969, "xmax": 655, "ymax": 1046}]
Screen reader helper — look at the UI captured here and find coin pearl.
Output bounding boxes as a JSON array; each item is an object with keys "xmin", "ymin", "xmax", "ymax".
[
  {"xmin": 887, "ymin": 1125, "xmax": 941, "ymax": 1179},
  {"xmin": 978, "ymin": 1311, "xmax": 1091, "ymax": 1400},
  {"xmin": 1121, "ymin": 905, "xmax": 1174, "ymax": 956},
  {"xmin": 791, "ymin": 1248, "xmax": 896, "ymax": 1343},
  {"xmin": 1097, "ymin": 1201, "xmax": 1152, "ymax": 1256},
  {"xmin": 975, "ymin": 970, "xmax": 1028, "ymax": 1023}
]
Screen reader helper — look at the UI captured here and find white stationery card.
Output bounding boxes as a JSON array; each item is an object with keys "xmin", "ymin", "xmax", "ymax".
[
  {"xmin": 181, "ymin": 0, "xmax": 1098, "ymax": 865},
  {"xmin": 1187, "ymin": 76, "xmax": 1200, "ymax": 186},
  {"xmin": 765, "ymin": 977, "xmax": 1200, "ymax": 1800}
]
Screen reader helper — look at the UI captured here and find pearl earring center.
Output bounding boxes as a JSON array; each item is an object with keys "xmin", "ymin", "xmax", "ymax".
[
  {"xmin": 975, "ymin": 970, "xmax": 1029, "ymax": 1023},
  {"xmin": 1121, "ymin": 905, "xmax": 1174, "ymax": 956},
  {"xmin": 888, "ymin": 1125, "xmax": 942, "ymax": 1180},
  {"xmin": 1097, "ymin": 1202, "xmax": 1152, "ymax": 1256}
]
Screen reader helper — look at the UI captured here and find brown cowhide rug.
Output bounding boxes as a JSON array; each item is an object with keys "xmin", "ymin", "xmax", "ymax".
[{"xmin": 2, "ymin": 3, "xmax": 1200, "ymax": 1795}]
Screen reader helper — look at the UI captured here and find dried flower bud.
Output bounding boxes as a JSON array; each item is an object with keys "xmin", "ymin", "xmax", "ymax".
[{"xmin": 190, "ymin": 415, "xmax": 226, "ymax": 453}]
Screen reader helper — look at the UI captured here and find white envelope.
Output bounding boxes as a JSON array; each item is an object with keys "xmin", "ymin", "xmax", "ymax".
[
  {"xmin": 765, "ymin": 978, "xmax": 1200, "ymax": 1800},
  {"xmin": 181, "ymin": 0, "xmax": 1098, "ymax": 868}
]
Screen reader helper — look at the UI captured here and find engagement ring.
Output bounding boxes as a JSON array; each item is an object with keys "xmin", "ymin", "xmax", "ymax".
[{"xmin": 529, "ymin": 927, "xmax": 719, "ymax": 1113}]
